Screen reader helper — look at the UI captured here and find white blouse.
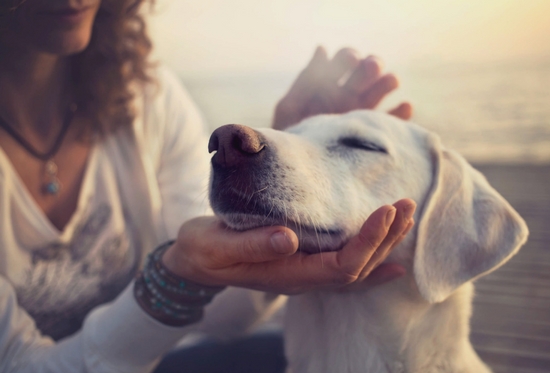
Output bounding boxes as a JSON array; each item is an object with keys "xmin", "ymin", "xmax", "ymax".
[{"xmin": 0, "ymin": 67, "xmax": 279, "ymax": 373}]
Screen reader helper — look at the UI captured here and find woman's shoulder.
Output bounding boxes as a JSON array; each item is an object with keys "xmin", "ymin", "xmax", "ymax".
[
  {"xmin": 124, "ymin": 65, "xmax": 209, "ymax": 175},
  {"xmin": 140, "ymin": 65, "xmax": 198, "ymax": 116},
  {"xmin": 131, "ymin": 64, "xmax": 208, "ymax": 152}
]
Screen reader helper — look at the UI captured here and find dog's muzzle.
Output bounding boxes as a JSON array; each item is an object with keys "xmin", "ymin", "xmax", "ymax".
[
  {"xmin": 208, "ymin": 124, "xmax": 346, "ymax": 252},
  {"xmin": 208, "ymin": 124, "xmax": 277, "ymax": 217},
  {"xmin": 208, "ymin": 124, "xmax": 267, "ymax": 169}
]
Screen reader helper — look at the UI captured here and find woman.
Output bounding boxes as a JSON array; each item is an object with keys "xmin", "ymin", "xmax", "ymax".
[{"xmin": 0, "ymin": 0, "xmax": 416, "ymax": 372}]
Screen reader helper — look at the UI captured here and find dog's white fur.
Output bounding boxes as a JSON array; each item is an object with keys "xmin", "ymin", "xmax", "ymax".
[{"xmin": 210, "ymin": 110, "xmax": 529, "ymax": 373}]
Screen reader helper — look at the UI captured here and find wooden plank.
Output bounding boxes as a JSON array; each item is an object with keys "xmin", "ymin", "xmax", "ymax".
[
  {"xmin": 469, "ymin": 164, "xmax": 550, "ymax": 372},
  {"xmin": 471, "ymin": 332, "xmax": 550, "ymax": 357},
  {"xmin": 470, "ymin": 318, "xmax": 550, "ymax": 340},
  {"xmin": 475, "ymin": 347, "xmax": 550, "ymax": 371}
]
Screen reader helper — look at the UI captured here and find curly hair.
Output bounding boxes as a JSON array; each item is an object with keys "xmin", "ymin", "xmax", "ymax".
[{"xmin": 1, "ymin": 0, "xmax": 155, "ymax": 139}]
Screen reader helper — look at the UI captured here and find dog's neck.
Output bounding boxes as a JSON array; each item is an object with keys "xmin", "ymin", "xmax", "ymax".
[{"xmin": 283, "ymin": 277, "xmax": 491, "ymax": 373}]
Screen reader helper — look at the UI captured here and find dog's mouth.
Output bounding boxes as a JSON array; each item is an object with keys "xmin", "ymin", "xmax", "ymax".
[
  {"xmin": 216, "ymin": 210, "xmax": 347, "ymax": 254},
  {"xmin": 210, "ymin": 173, "xmax": 348, "ymax": 254}
]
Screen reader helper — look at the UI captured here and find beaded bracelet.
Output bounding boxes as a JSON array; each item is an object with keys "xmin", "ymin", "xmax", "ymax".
[{"xmin": 134, "ymin": 240, "xmax": 226, "ymax": 327}]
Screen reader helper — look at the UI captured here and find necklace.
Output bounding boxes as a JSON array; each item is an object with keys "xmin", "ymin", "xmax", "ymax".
[{"xmin": 0, "ymin": 103, "xmax": 77, "ymax": 195}]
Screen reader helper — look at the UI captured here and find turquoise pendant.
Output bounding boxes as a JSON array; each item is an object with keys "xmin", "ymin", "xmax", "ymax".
[
  {"xmin": 44, "ymin": 180, "xmax": 61, "ymax": 195},
  {"xmin": 43, "ymin": 160, "xmax": 61, "ymax": 195}
]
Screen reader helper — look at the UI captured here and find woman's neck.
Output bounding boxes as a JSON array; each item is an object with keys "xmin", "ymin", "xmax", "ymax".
[{"xmin": 0, "ymin": 43, "xmax": 71, "ymax": 137}]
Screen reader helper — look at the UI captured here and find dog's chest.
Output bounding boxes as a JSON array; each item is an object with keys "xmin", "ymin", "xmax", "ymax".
[
  {"xmin": 281, "ymin": 280, "xmax": 481, "ymax": 373},
  {"xmin": 283, "ymin": 288, "xmax": 411, "ymax": 373}
]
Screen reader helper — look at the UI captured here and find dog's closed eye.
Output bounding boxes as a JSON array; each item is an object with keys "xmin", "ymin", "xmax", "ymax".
[{"xmin": 338, "ymin": 137, "xmax": 387, "ymax": 153}]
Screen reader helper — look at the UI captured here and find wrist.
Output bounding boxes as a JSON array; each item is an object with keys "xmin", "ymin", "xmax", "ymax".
[
  {"xmin": 161, "ymin": 241, "xmax": 183, "ymax": 274},
  {"xmin": 134, "ymin": 241, "xmax": 225, "ymax": 327},
  {"xmin": 134, "ymin": 276, "xmax": 203, "ymax": 327}
]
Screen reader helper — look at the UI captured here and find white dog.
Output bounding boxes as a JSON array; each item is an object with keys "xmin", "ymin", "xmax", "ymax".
[{"xmin": 208, "ymin": 110, "xmax": 528, "ymax": 373}]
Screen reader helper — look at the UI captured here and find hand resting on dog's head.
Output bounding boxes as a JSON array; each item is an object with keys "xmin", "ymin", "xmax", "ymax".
[{"xmin": 273, "ymin": 46, "xmax": 412, "ymax": 130}]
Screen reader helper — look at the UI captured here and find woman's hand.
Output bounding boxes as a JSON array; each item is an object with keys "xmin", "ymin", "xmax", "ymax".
[
  {"xmin": 162, "ymin": 199, "xmax": 416, "ymax": 295},
  {"xmin": 273, "ymin": 46, "xmax": 413, "ymax": 131}
]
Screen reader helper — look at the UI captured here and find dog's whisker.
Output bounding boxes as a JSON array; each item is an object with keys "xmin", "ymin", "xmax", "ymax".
[
  {"xmin": 253, "ymin": 186, "xmax": 269, "ymax": 195},
  {"xmin": 310, "ymin": 215, "xmax": 325, "ymax": 267},
  {"xmin": 245, "ymin": 180, "xmax": 256, "ymax": 206},
  {"xmin": 282, "ymin": 201, "xmax": 289, "ymax": 228},
  {"xmin": 295, "ymin": 207, "xmax": 304, "ymax": 254},
  {"xmin": 246, "ymin": 191, "xmax": 255, "ymax": 207},
  {"xmin": 264, "ymin": 202, "xmax": 275, "ymax": 224},
  {"xmin": 296, "ymin": 208, "xmax": 304, "ymax": 248},
  {"xmin": 194, "ymin": 186, "xmax": 209, "ymax": 203}
]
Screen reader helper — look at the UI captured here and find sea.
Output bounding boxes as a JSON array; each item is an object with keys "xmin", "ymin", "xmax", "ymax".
[{"xmin": 181, "ymin": 57, "xmax": 550, "ymax": 165}]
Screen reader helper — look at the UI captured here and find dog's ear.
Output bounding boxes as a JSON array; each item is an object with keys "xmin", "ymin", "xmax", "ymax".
[{"xmin": 413, "ymin": 135, "xmax": 528, "ymax": 303}]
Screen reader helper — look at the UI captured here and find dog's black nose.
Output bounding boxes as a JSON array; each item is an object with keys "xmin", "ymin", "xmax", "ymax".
[{"xmin": 208, "ymin": 124, "xmax": 266, "ymax": 168}]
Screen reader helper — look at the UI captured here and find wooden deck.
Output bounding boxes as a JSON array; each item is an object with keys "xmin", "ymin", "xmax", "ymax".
[{"xmin": 470, "ymin": 164, "xmax": 550, "ymax": 373}]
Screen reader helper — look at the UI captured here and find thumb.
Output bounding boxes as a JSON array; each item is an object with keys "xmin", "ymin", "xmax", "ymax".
[{"xmin": 214, "ymin": 225, "xmax": 299, "ymax": 266}]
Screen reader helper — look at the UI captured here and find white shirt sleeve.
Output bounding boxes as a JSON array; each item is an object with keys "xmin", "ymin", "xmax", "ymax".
[{"xmin": 0, "ymin": 276, "xmax": 200, "ymax": 373}]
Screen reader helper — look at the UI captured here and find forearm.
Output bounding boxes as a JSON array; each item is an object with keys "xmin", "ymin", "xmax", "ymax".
[{"xmin": 0, "ymin": 277, "xmax": 190, "ymax": 373}]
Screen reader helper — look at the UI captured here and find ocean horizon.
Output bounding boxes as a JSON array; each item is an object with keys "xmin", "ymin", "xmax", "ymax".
[{"xmin": 180, "ymin": 57, "xmax": 550, "ymax": 165}]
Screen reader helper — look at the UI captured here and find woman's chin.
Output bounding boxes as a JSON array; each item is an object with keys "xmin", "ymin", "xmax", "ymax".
[{"xmin": 34, "ymin": 29, "xmax": 93, "ymax": 56}]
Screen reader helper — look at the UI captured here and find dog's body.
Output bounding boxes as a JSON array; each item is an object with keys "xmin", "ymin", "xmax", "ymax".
[
  {"xmin": 284, "ymin": 270, "xmax": 481, "ymax": 373},
  {"xmin": 208, "ymin": 111, "xmax": 528, "ymax": 373}
]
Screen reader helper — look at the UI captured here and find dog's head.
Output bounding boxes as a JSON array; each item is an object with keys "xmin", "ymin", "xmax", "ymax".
[{"xmin": 208, "ymin": 110, "xmax": 528, "ymax": 303}]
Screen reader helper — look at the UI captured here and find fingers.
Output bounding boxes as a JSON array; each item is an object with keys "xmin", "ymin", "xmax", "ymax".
[
  {"xmin": 272, "ymin": 47, "xmax": 329, "ymax": 130},
  {"xmin": 273, "ymin": 47, "xmax": 406, "ymax": 130},
  {"xmin": 224, "ymin": 205, "xmax": 398, "ymax": 293},
  {"xmin": 334, "ymin": 204, "xmax": 398, "ymax": 279},
  {"xmin": 342, "ymin": 56, "xmax": 383, "ymax": 93},
  {"xmin": 355, "ymin": 199, "xmax": 416, "ymax": 281},
  {"xmin": 338, "ymin": 263, "xmax": 406, "ymax": 292},
  {"xmin": 360, "ymin": 263, "xmax": 407, "ymax": 287},
  {"xmin": 267, "ymin": 201, "xmax": 415, "ymax": 292},
  {"xmin": 296, "ymin": 46, "xmax": 329, "ymax": 87},
  {"xmin": 340, "ymin": 199, "xmax": 416, "ymax": 282},
  {"xmin": 236, "ymin": 247, "xmax": 359, "ymax": 293},
  {"xmin": 329, "ymin": 47, "xmax": 360, "ymax": 82},
  {"xmin": 280, "ymin": 46, "xmax": 328, "ymax": 105},
  {"xmin": 171, "ymin": 217, "xmax": 299, "ymax": 273},
  {"xmin": 306, "ymin": 45, "xmax": 329, "ymax": 71},
  {"xmin": 251, "ymin": 204, "xmax": 400, "ymax": 292},
  {"xmin": 360, "ymin": 73, "xmax": 399, "ymax": 109},
  {"xmin": 169, "ymin": 198, "xmax": 416, "ymax": 294},
  {"xmin": 207, "ymin": 225, "xmax": 299, "ymax": 268},
  {"xmin": 388, "ymin": 102, "xmax": 413, "ymax": 120}
]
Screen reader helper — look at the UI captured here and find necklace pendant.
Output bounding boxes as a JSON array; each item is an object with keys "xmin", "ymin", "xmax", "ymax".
[
  {"xmin": 44, "ymin": 180, "xmax": 61, "ymax": 195},
  {"xmin": 42, "ymin": 160, "xmax": 61, "ymax": 195}
]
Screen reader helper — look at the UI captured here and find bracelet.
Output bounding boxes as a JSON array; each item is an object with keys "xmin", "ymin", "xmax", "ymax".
[
  {"xmin": 147, "ymin": 242, "xmax": 224, "ymax": 298},
  {"xmin": 134, "ymin": 240, "xmax": 226, "ymax": 327}
]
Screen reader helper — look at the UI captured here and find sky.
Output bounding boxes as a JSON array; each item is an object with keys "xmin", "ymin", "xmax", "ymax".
[{"xmin": 147, "ymin": 0, "xmax": 550, "ymax": 76}]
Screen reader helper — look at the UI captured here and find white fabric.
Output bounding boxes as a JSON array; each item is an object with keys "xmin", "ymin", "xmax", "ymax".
[{"xmin": 0, "ymin": 67, "xmax": 275, "ymax": 373}]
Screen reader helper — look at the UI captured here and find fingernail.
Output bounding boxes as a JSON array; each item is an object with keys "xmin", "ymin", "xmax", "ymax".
[
  {"xmin": 385, "ymin": 207, "xmax": 397, "ymax": 228},
  {"xmin": 271, "ymin": 232, "xmax": 294, "ymax": 254},
  {"xmin": 404, "ymin": 203, "xmax": 416, "ymax": 219}
]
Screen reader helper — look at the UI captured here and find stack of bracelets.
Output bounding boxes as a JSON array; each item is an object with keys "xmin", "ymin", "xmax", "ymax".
[{"xmin": 134, "ymin": 240, "xmax": 226, "ymax": 327}]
